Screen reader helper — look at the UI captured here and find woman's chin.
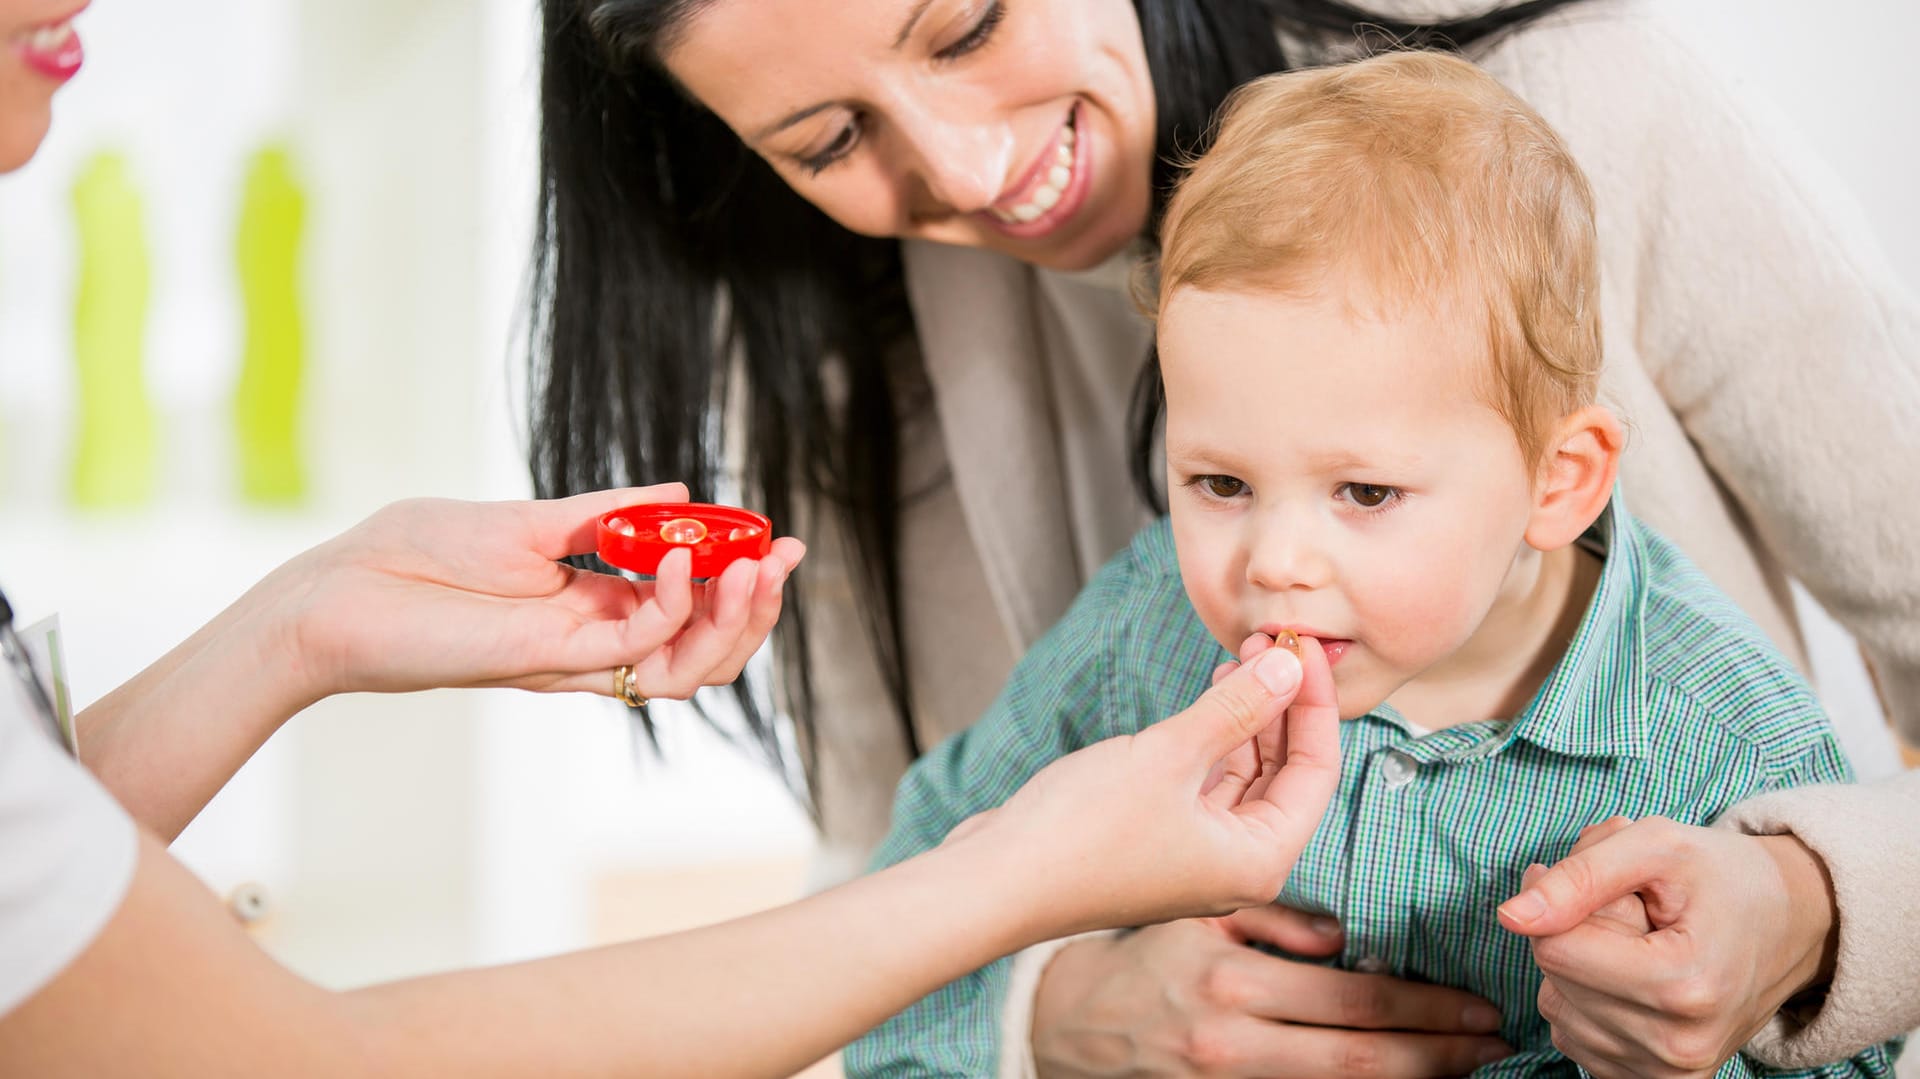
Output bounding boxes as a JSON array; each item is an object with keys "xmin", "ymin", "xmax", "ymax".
[{"xmin": 0, "ymin": 105, "xmax": 52, "ymax": 174}]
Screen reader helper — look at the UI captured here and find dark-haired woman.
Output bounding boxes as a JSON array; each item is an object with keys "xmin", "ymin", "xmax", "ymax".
[
  {"xmin": 530, "ymin": 0, "xmax": 1920, "ymax": 1074},
  {"xmin": 0, "ymin": 10, "xmax": 1363, "ymax": 1073}
]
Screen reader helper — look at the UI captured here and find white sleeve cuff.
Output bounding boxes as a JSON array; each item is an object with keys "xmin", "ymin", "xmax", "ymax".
[{"xmin": 996, "ymin": 930, "xmax": 1123, "ymax": 1079}]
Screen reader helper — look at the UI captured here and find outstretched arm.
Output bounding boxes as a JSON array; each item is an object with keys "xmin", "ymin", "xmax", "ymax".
[
  {"xmin": 2, "ymin": 648, "xmax": 1338, "ymax": 1079},
  {"xmin": 77, "ymin": 484, "xmax": 803, "ymax": 841}
]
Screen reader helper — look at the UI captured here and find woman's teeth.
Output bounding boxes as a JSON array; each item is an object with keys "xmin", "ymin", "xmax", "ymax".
[
  {"xmin": 23, "ymin": 21, "xmax": 75, "ymax": 50},
  {"xmin": 993, "ymin": 121, "xmax": 1076, "ymax": 225}
]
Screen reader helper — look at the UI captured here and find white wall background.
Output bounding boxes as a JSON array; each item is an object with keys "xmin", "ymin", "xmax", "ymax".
[{"xmin": 0, "ymin": 3, "xmax": 1913, "ymax": 1073}]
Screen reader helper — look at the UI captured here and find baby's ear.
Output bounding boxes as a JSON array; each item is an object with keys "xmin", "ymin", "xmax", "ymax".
[{"xmin": 1524, "ymin": 406, "xmax": 1623, "ymax": 551}]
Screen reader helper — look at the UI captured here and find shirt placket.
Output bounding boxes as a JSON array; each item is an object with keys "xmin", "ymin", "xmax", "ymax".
[{"xmin": 1340, "ymin": 722, "xmax": 1504, "ymax": 977}]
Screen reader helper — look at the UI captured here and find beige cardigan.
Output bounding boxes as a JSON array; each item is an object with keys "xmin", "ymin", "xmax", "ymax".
[{"xmin": 795, "ymin": 0, "xmax": 1920, "ymax": 1066}]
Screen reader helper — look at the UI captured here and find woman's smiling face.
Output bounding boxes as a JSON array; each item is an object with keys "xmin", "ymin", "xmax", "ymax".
[
  {"xmin": 2, "ymin": 0, "xmax": 86, "ymax": 172},
  {"xmin": 659, "ymin": 0, "xmax": 1158, "ymax": 271}
]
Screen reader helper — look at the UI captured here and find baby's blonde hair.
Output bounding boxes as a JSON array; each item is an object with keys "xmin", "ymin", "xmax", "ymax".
[{"xmin": 1154, "ymin": 50, "xmax": 1601, "ymax": 469}]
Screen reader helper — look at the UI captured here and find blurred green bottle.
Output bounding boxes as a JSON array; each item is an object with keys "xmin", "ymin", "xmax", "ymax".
[
  {"xmin": 233, "ymin": 144, "xmax": 308, "ymax": 504},
  {"xmin": 69, "ymin": 151, "xmax": 157, "ymax": 508}
]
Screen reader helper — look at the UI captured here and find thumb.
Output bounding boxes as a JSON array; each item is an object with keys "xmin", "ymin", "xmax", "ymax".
[
  {"xmin": 531, "ymin": 483, "xmax": 693, "ymax": 561},
  {"xmin": 1498, "ymin": 825, "xmax": 1674, "ymax": 937},
  {"xmin": 1151, "ymin": 648, "xmax": 1303, "ymax": 772}
]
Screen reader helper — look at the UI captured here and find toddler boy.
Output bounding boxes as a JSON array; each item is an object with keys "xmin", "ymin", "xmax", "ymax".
[{"xmin": 847, "ymin": 51, "xmax": 1895, "ymax": 1077}]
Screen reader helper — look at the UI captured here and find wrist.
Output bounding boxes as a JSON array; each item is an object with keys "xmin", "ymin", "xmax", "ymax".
[
  {"xmin": 243, "ymin": 556, "xmax": 335, "ymax": 713},
  {"xmin": 1760, "ymin": 832, "xmax": 1839, "ymax": 997},
  {"xmin": 73, "ymin": 564, "xmax": 323, "ymax": 839},
  {"xmin": 1031, "ymin": 936, "xmax": 1113, "ymax": 1058},
  {"xmin": 927, "ymin": 827, "xmax": 1074, "ymax": 956}
]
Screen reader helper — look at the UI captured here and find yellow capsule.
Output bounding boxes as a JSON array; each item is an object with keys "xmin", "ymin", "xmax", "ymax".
[
  {"xmin": 606, "ymin": 516, "xmax": 637, "ymax": 537},
  {"xmin": 659, "ymin": 517, "xmax": 709, "ymax": 545},
  {"xmin": 1273, "ymin": 629, "xmax": 1301, "ymax": 655},
  {"xmin": 728, "ymin": 525, "xmax": 762, "ymax": 542}
]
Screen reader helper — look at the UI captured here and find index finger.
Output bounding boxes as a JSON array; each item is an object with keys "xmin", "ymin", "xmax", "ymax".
[
  {"xmin": 1236, "ymin": 636, "xmax": 1340, "ymax": 841},
  {"xmin": 1527, "ymin": 919, "xmax": 1684, "ymax": 1007},
  {"xmin": 526, "ymin": 483, "xmax": 693, "ymax": 560},
  {"xmin": 1228, "ymin": 951, "xmax": 1506, "ymax": 1034},
  {"xmin": 1497, "ymin": 820, "xmax": 1682, "ymax": 937}
]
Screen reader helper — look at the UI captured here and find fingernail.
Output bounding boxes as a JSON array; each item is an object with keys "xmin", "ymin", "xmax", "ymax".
[
  {"xmin": 1462, "ymin": 1004, "xmax": 1502, "ymax": 1032},
  {"xmin": 1499, "ymin": 890, "xmax": 1546, "ymax": 924},
  {"xmin": 1252, "ymin": 648, "xmax": 1302, "ymax": 693},
  {"xmin": 1478, "ymin": 1042, "xmax": 1514, "ymax": 1065},
  {"xmin": 1310, "ymin": 916, "xmax": 1341, "ymax": 937}
]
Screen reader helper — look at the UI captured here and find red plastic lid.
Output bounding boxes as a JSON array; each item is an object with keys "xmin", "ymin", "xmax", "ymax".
[{"xmin": 597, "ymin": 502, "xmax": 773, "ymax": 578}]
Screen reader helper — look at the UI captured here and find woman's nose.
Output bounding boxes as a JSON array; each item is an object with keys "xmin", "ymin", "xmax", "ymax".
[{"xmin": 906, "ymin": 118, "xmax": 1014, "ymax": 217}]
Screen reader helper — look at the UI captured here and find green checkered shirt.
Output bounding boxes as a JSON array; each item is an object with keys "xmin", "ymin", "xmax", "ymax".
[{"xmin": 846, "ymin": 502, "xmax": 1900, "ymax": 1078}]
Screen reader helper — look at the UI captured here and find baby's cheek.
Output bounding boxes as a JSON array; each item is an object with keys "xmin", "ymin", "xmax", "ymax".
[
  {"xmin": 1173, "ymin": 537, "xmax": 1244, "ymax": 647},
  {"xmin": 1357, "ymin": 559, "xmax": 1485, "ymax": 665}
]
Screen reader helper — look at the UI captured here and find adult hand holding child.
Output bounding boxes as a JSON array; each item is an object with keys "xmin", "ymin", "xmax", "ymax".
[{"xmin": 1501, "ymin": 814, "xmax": 1844, "ymax": 1078}]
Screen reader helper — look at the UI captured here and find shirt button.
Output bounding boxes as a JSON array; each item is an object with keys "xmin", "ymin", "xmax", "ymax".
[
  {"xmin": 1379, "ymin": 750, "xmax": 1418, "ymax": 789},
  {"xmin": 1354, "ymin": 955, "xmax": 1389, "ymax": 974}
]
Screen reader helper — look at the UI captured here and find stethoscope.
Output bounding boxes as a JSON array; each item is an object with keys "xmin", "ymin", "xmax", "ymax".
[{"xmin": 0, "ymin": 585, "xmax": 62, "ymax": 740}]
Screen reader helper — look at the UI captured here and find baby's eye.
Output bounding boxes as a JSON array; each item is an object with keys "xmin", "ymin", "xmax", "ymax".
[
  {"xmin": 1198, "ymin": 474, "xmax": 1244, "ymax": 499},
  {"xmin": 1340, "ymin": 483, "xmax": 1400, "ymax": 509}
]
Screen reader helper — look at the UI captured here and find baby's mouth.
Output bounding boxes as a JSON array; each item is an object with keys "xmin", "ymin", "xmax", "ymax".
[{"xmin": 1258, "ymin": 628, "xmax": 1354, "ymax": 667}]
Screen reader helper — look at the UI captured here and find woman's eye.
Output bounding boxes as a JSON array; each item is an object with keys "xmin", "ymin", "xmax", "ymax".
[
  {"xmin": 801, "ymin": 120, "xmax": 861, "ymax": 174},
  {"xmin": 1202, "ymin": 475, "xmax": 1246, "ymax": 499},
  {"xmin": 937, "ymin": 0, "xmax": 1006, "ymax": 61},
  {"xmin": 1341, "ymin": 483, "xmax": 1399, "ymax": 509}
]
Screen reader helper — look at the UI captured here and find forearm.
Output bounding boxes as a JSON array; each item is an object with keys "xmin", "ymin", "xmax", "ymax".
[
  {"xmin": 7, "ymin": 829, "xmax": 1046, "ymax": 1079},
  {"xmin": 77, "ymin": 568, "xmax": 314, "ymax": 841},
  {"xmin": 350, "ymin": 838, "xmax": 1041, "ymax": 1079},
  {"xmin": 1719, "ymin": 771, "xmax": 1920, "ymax": 1068}
]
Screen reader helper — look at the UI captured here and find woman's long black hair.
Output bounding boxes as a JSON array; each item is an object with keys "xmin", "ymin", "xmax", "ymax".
[{"xmin": 528, "ymin": 0, "xmax": 1585, "ymax": 806}]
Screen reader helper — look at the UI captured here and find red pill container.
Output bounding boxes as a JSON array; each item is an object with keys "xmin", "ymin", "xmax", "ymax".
[{"xmin": 597, "ymin": 502, "xmax": 773, "ymax": 578}]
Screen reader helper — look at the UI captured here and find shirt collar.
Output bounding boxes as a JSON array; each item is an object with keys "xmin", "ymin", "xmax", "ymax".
[{"xmin": 1502, "ymin": 496, "xmax": 1653, "ymax": 761}]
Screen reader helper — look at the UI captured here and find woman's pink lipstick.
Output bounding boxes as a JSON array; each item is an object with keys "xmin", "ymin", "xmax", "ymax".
[{"xmin": 16, "ymin": 13, "xmax": 84, "ymax": 83}]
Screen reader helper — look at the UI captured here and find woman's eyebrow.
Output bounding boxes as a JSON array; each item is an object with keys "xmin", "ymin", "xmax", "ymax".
[
  {"xmin": 892, "ymin": 0, "xmax": 937, "ymax": 49},
  {"xmin": 752, "ymin": 0, "xmax": 937, "ymax": 144},
  {"xmin": 753, "ymin": 101, "xmax": 838, "ymax": 144}
]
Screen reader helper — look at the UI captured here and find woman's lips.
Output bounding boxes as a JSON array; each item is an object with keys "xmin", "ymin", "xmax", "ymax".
[
  {"xmin": 978, "ymin": 103, "xmax": 1093, "ymax": 240},
  {"xmin": 15, "ymin": 14, "xmax": 84, "ymax": 82}
]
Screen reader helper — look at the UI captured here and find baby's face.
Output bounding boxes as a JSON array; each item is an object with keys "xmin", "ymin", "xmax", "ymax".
[{"xmin": 1160, "ymin": 282, "xmax": 1547, "ymax": 721}]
